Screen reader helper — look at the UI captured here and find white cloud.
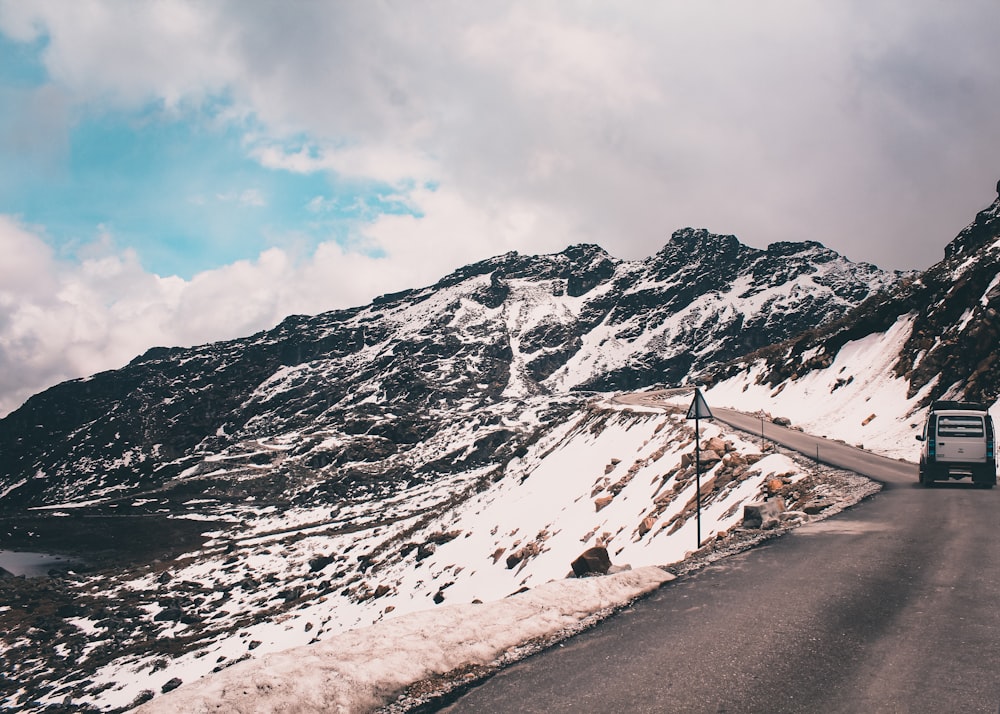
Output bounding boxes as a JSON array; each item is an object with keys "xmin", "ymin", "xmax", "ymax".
[
  {"xmin": 216, "ymin": 188, "xmax": 266, "ymax": 207},
  {"xmin": 3, "ymin": 0, "xmax": 1000, "ymax": 413},
  {"xmin": 5, "ymin": 1, "xmax": 1000, "ymax": 270}
]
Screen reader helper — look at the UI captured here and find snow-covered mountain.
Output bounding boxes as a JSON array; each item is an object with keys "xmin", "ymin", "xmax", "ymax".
[
  {"xmin": 0, "ymin": 230, "xmax": 897, "ymax": 513},
  {"xmin": 706, "ymin": 180, "xmax": 1000, "ymax": 458},
  {"xmin": 0, "ymin": 227, "xmax": 901, "ymax": 711},
  {"xmin": 6, "ymin": 180, "xmax": 1000, "ymax": 712}
]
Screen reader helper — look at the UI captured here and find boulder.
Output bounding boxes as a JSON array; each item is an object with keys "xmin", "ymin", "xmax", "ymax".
[
  {"xmin": 699, "ymin": 449, "xmax": 722, "ymax": 466},
  {"xmin": 571, "ymin": 546, "xmax": 612, "ymax": 577},
  {"xmin": 308, "ymin": 554, "xmax": 335, "ymax": 573},
  {"xmin": 704, "ymin": 437, "xmax": 728, "ymax": 453},
  {"xmin": 683, "ymin": 448, "xmax": 722, "ymax": 468},
  {"xmin": 742, "ymin": 500, "xmax": 785, "ymax": 529},
  {"xmin": 594, "ymin": 495, "xmax": 614, "ymax": 512},
  {"xmin": 803, "ymin": 500, "xmax": 833, "ymax": 515}
]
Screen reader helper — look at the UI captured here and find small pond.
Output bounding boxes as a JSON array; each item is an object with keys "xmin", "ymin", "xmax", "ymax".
[{"xmin": 0, "ymin": 550, "xmax": 78, "ymax": 577}]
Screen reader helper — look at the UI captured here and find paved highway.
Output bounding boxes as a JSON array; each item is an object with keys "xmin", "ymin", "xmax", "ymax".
[{"xmin": 436, "ymin": 398, "xmax": 1000, "ymax": 713}]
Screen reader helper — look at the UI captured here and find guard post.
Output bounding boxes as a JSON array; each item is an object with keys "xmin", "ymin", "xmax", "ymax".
[{"xmin": 686, "ymin": 388, "xmax": 714, "ymax": 549}]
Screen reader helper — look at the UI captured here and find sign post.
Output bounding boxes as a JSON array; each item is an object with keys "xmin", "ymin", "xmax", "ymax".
[{"xmin": 686, "ymin": 388, "xmax": 714, "ymax": 549}]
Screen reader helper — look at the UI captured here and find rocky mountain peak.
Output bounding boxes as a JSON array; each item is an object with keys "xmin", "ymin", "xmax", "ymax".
[
  {"xmin": 944, "ymin": 184, "xmax": 1000, "ymax": 262},
  {"xmin": 710, "ymin": 179, "xmax": 1000, "ymax": 408},
  {"xmin": 658, "ymin": 227, "xmax": 743, "ymax": 259}
]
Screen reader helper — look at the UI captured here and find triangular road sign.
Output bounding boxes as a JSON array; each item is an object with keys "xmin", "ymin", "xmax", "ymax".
[{"xmin": 686, "ymin": 388, "xmax": 713, "ymax": 420}]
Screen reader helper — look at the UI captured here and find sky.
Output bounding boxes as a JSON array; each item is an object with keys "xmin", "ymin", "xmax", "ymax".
[{"xmin": 1, "ymin": 1, "xmax": 1000, "ymax": 416}]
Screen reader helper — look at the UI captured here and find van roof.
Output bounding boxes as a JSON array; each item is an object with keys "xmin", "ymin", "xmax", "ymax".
[{"xmin": 931, "ymin": 400, "xmax": 989, "ymax": 412}]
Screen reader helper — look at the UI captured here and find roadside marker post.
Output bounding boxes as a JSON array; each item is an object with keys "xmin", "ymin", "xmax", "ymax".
[{"xmin": 686, "ymin": 389, "xmax": 714, "ymax": 549}]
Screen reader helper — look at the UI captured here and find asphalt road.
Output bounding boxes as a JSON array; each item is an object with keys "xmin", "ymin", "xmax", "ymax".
[{"xmin": 436, "ymin": 401, "xmax": 1000, "ymax": 713}]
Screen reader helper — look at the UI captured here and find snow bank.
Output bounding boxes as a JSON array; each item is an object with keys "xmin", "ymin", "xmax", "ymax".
[{"xmin": 137, "ymin": 566, "xmax": 673, "ymax": 714}]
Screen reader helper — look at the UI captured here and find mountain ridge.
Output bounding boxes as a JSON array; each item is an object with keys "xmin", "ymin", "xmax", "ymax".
[{"xmin": 0, "ymin": 228, "xmax": 900, "ymax": 512}]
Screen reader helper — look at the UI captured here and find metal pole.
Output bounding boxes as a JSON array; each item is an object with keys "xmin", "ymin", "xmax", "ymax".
[{"xmin": 695, "ymin": 415, "xmax": 701, "ymax": 548}]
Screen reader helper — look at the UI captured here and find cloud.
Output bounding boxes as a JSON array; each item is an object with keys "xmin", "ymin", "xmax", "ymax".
[
  {"xmin": 5, "ymin": 1, "xmax": 1000, "ymax": 271},
  {"xmin": 216, "ymin": 188, "xmax": 266, "ymax": 207},
  {"xmin": 3, "ymin": 1, "xmax": 1000, "ymax": 413}
]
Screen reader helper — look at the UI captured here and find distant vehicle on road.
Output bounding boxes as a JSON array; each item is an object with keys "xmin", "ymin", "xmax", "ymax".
[{"xmin": 917, "ymin": 401, "xmax": 997, "ymax": 488}]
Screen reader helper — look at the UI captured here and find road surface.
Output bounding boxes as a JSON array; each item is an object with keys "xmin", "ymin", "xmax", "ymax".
[{"xmin": 435, "ymin": 397, "xmax": 1000, "ymax": 713}]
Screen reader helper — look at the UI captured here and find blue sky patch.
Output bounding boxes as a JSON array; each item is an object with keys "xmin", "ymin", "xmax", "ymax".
[{"xmin": 0, "ymin": 35, "xmax": 421, "ymax": 279}]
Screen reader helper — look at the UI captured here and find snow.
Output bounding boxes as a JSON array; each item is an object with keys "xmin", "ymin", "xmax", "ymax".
[
  {"xmin": 4, "ymin": 395, "xmax": 877, "ymax": 713},
  {"xmin": 705, "ymin": 313, "xmax": 933, "ymax": 460},
  {"xmin": 136, "ymin": 567, "xmax": 673, "ymax": 714},
  {"xmin": 705, "ymin": 312, "xmax": 1000, "ymax": 462}
]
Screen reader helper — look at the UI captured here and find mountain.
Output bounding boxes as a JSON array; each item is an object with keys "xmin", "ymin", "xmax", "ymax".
[
  {"xmin": 0, "ymin": 231, "xmax": 899, "ymax": 513},
  {"xmin": 705, "ymin": 180, "xmax": 1000, "ymax": 458},
  {"xmin": 6, "ymin": 215, "xmax": 973, "ymax": 712}
]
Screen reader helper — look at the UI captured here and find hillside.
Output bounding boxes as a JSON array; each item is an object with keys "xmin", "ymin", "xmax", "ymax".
[
  {"xmin": 705, "ymin": 180, "xmax": 1000, "ymax": 459},
  {"xmin": 0, "ymin": 230, "xmax": 897, "ymax": 513},
  {"xmin": 2, "ymin": 400, "xmax": 876, "ymax": 711}
]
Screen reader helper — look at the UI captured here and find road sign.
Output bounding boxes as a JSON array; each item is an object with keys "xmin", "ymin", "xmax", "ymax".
[
  {"xmin": 685, "ymin": 389, "xmax": 713, "ymax": 549},
  {"xmin": 686, "ymin": 389, "xmax": 713, "ymax": 420}
]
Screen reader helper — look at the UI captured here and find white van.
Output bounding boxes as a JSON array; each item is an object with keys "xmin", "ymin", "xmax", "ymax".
[{"xmin": 916, "ymin": 401, "xmax": 997, "ymax": 488}]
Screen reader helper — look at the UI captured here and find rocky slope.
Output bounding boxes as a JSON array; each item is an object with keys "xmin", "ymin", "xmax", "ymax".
[
  {"xmin": 0, "ymin": 399, "xmax": 876, "ymax": 712},
  {"xmin": 0, "ymin": 230, "xmax": 898, "ymax": 514}
]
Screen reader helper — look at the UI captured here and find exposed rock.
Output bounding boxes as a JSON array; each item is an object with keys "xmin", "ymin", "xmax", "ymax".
[
  {"xmin": 308, "ymin": 555, "xmax": 335, "ymax": 573},
  {"xmin": 803, "ymin": 500, "xmax": 833, "ymax": 515},
  {"xmin": 742, "ymin": 500, "xmax": 786, "ymax": 529},
  {"xmin": 594, "ymin": 495, "xmax": 614, "ymax": 512},
  {"xmin": 571, "ymin": 546, "xmax": 612, "ymax": 577},
  {"xmin": 415, "ymin": 543, "xmax": 437, "ymax": 562},
  {"xmin": 699, "ymin": 450, "xmax": 723, "ymax": 466},
  {"xmin": 506, "ymin": 541, "xmax": 542, "ymax": 569},
  {"xmin": 704, "ymin": 437, "xmax": 728, "ymax": 453},
  {"xmin": 779, "ymin": 510, "xmax": 807, "ymax": 525},
  {"xmin": 766, "ymin": 478, "xmax": 785, "ymax": 495},
  {"xmin": 161, "ymin": 678, "xmax": 182, "ymax": 694},
  {"xmin": 637, "ymin": 516, "xmax": 657, "ymax": 537}
]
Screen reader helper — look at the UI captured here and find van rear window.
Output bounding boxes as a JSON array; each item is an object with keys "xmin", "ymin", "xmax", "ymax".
[{"xmin": 938, "ymin": 415, "xmax": 985, "ymax": 437}]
